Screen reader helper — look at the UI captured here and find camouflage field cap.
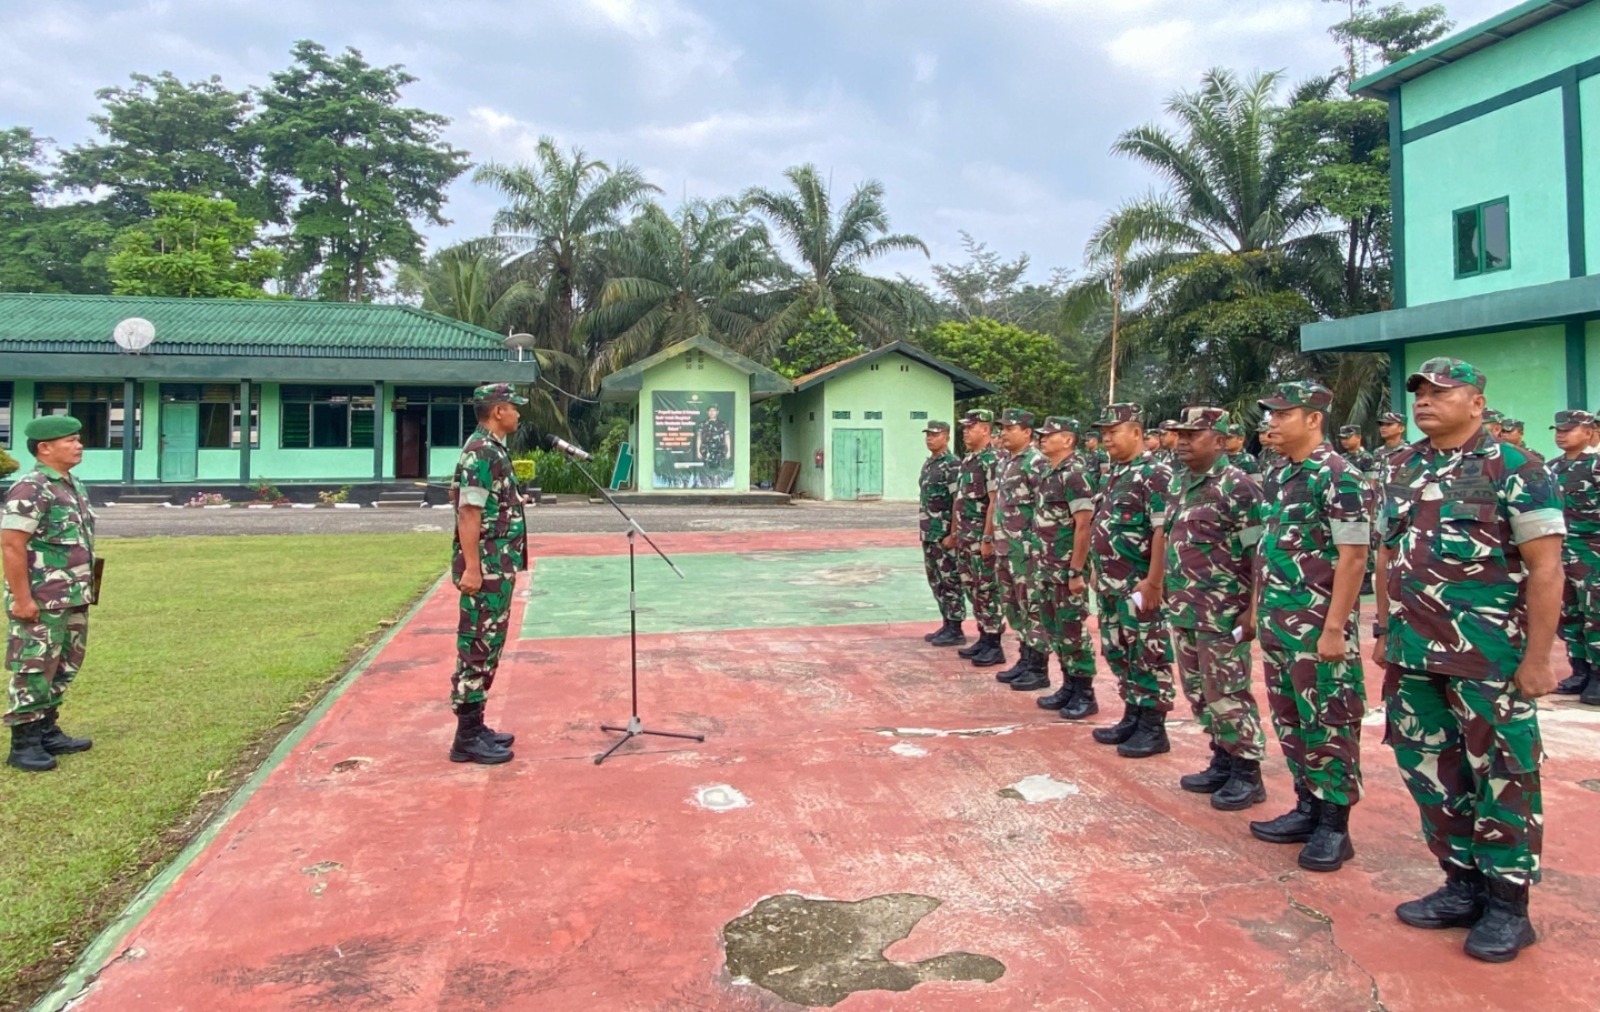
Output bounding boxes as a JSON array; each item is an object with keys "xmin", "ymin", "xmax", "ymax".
[
  {"xmin": 24, "ymin": 415, "xmax": 82, "ymax": 442},
  {"xmin": 1406, "ymin": 357, "xmax": 1487, "ymax": 393},
  {"xmin": 1168, "ymin": 406, "xmax": 1229, "ymax": 433},
  {"xmin": 922, "ymin": 420, "xmax": 951, "ymax": 434},
  {"xmin": 472, "ymin": 382, "xmax": 529, "ymax": 406},
  {"xmin": 1094, "ymin": 402, "xmax": 1143, "ymax": 428},
  {"xmin": 1257, "ymin": 415, "xmax": 1273, "ymax": 433},
  {"xmin": 1483, "ymin": 408, "xmax": 1504, "ymax": 424},
  {"xmin": 1552, "ymin": 409, "xmax": 1596, "ymax": 431},
  {"xmin": 1378, "ymin": 411, "xmax": 1405, "ymax": 426},
  {"xmin": 1037, "ymin": 416, "xmax": 1081, "ymax": 436},
  {"xmin": 1225, "ymin": 422, "xmax": 1247, "ymax": 438},
  {"xmin": 1337, "ymin": 424, "xmax": 1361, "ymax": 439},
  {"xmin": 1159, "ymin": 419, "xmax": 1179, "ymax": 432},
  {"xmin": 999, "ymin": 408, "xmax": 1037, "ymax": 429},
  {"xmin": 1258, "ymin": 380, "xmax": 1333, "ymax": 412},
  {"xmin": 1501, "ymin": 417, "xmax": 1524, "ymax": 433},
  {"xmin": 960, "ymin": 408, "xmax": 995, "ymax": 427}
]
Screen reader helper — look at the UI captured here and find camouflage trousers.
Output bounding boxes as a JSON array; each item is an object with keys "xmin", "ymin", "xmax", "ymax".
[
  {"xmin": 5, "ymin": 606, "xmax": 89, "ymax": 726},
  {"xmin": 1174, "ymin": 626, "xmax": 1265, "ymax": 761},
  {"xmin": 1557, "ymin": 576, "xmax": 1600, "ymax": 666},
  {"xmin": 996, "ymin": 544, "xmax": 1047, "ymax": 652},
  {"xmin": 921, "ymin": 539, "xmax": 967, "ymax": 623},
  {"xmin": 1096, "ymin": 592, "xmax": 1175, "ymax": 711},
  {"xmin": 1040, "ymin": 580, "xmax": 1095, "ymax": 679},
  {"xmin": 452, "ymin": 566, "xmax": 515, "ymax": 713},
  {"xmin": 1386, "ymin": 668, "xmax": 1543, "ymax": 886},
  {"xmin": 1262, "ymin": 645, "xmax": 1365, "ymax": 805},
  {"xmin": 956, "ymin": 538, "xmax": 1004, "ymax": 634}
]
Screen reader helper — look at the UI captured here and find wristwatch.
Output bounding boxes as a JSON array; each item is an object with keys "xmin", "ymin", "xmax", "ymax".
[
  {"xmin": 1065, "ymin": 567, "xmax": 1083, "ymax": 578},
  {"xmin": 1371, "ymin": 623, "xmax": 1387, "ymax": 638},
  {"xmin": 981, "ymin": 535, "xmax": 994, "ymax": 544}
]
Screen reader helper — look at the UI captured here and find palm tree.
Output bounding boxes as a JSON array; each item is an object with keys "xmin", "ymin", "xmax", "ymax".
[{"xmin": 744, "ymin": 164, "xmax": 932, "ymax": 353}]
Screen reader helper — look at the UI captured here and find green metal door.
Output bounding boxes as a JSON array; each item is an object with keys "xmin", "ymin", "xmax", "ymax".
[
  {"xmin": 160, "ymin": 402, "xmax": 199, "ymax": 482},
  {"xmin": 830, "ymin": 429, "xmax": 884, "ymax": 500}
]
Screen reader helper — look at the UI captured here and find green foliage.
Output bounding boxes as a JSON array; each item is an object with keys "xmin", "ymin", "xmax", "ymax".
[
  {"xmin": 106, "ymin": 192, "xmax": 282, "ymax": 297},
  {"xmin": 914, "ymin": 318, "xmax": 1086, "ymax": 420},
  {"xmin": 316, "ymin": 485, "xmax": 352, "ymax": 505},
  {"xmin": 0, "ymin": 128, "xmax": 115, "ymax": 294},
  {"xmin": 512, "ymin": 448, "xmax": 618, "ymax": 495},
  {"xmin": 772, "ymin": 307, "xmax": 867, "ymax": 378},
  {"xmin": 0, "ymin": 447, "xmax": 19, "ymax": 479},
  {"xmin": 512, "ymin": 459, "xmax": 535, "ymax": 484},
  {"xmin": 249, "ymin": 478, "xmax": 285, "ymax": 503},
  {"xmin": 1333, "ymin": 3, "xmax": 1453, "ymax": 67}
]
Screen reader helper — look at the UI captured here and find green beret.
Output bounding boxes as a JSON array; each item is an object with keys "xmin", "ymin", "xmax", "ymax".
[{"xmin": 25, "ymin": 415, "xmax": 82, "ymax": 442}]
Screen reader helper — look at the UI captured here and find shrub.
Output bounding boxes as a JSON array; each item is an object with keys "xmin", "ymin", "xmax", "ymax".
[
  {"xmin": 512, "ymin": 459, "xmax": 535, "ymax": 485},
  {"xmin": 0, "ymin": 448, "xmax": 19, "ymax": 480},
  {"xmin": 514, "ymin": 448, "xmax": 618, "ymax": 496},
  {"xmin": 250, "ymin": 478, "xmax": 286, "ymax": 503},
  {"xmin": 317, "ymin": 485, "xmax": 352, "ymax": 505},
  {"xmin": 185, "ymin": 492, "xmax": 229, "ymax": 507}
]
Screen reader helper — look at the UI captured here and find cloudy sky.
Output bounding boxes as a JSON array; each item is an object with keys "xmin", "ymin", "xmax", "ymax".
[{"xmin": 0, "ymin": 0, "xmax": 1507, "ymax": 285}]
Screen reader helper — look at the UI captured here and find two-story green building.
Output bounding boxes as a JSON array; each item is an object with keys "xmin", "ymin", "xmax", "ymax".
[{"xmin": 1301, "ymin": 0, "xmax": 1600, "ymax": 454}]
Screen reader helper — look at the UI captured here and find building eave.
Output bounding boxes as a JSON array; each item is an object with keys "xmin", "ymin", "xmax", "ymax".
[
  {"xmin": 0, "ymin": 350, "xmax": 541, "ymax": 384},
  {"xmin": 1300, "ymin": 274, "xmax": 1600, "ymax": 352}
]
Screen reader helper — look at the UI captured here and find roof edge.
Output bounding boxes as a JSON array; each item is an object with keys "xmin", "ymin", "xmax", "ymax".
[{"xmin": 1352, "ymin": 0, "xmax": 1591, "ymax": 98}]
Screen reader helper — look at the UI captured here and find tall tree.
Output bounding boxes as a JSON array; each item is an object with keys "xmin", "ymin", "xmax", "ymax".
[
  {"xmin": 256, "ymin": 41, "xmax": 469, "ymax": 301},
  {"xmin": 931, "ymin": 231, "xmax": 1072, "ymax": 331},
  {"xmin": 915, "ymin": 318, "xmax": 1087, "ymax": 421},
  {"xmin": 0, "ymin": 127, "xmax": 115, "ymax": 293},
  {"xmin": 1332, "ymin": 3, "xmax": 1452, "ymax": 67},
  {"xmin": 106, "ymin": 192, "xmax": 282, "ymax": 297}
]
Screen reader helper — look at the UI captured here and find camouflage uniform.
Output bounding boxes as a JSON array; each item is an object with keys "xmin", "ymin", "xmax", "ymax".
[
  {"xmin": 1033, "ymin": 434, "xmax": 1096, "ymax": 678},
  {"xmin": 992, "ymin": 411, "xmax": 1051, "ymax": 655},
  {"xmin": 954, "ymin": 415, "xmax": 1004, "ymax": 636},
  {"xmin": 1547, "ymin": 426, "xmax": 1600, "ymax": 675},
  {"xmin": 918, "ymin": 436, "xmax": 966, "ymax": 623},
  {"xmin": 1091, "ymin": 435, "xmax": 1175, "ymax": 712},
  {"xmin": 698, "ymin": 415, "xmax": 730, "ymax": 471},
  {"xmin": 3, "ymin": 463, "xmax": 97, "ymax": 726},
  {"xmin": 1228, "ymin": 450, "xmax": 1260, "ymax": 476}
]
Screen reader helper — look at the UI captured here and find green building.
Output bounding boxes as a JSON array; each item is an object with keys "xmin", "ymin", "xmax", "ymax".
[
  {"xmin": 779, "ymin": 341, "xmax": 995, "ymax": 501},
  {"xmin": 0, "ymin": 293, "xmax": 538, "ymax": 486},
  {"xmin": 1301, "ymin": 0, "xmax": 1600, "ymax": 455}
]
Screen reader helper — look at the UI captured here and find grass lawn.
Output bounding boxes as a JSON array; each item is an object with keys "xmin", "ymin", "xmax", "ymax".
[{"xmin": 0, "ymin": 533, "xmax": 448, "ymax": 1009}]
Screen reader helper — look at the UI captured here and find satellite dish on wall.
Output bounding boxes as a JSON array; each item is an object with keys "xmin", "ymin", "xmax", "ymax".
[
  {"xmin": 504, "ymin": 331, "xmax": 537, "ymax": 361},
  {"xmin": 112, "ymin": 317, "xmax": 156, "ymax": 353}
]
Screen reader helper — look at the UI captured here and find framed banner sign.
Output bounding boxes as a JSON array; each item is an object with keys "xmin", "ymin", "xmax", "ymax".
[{"xmin": 651, "ymin": 391, "xmax": 734, "ymax": 489}]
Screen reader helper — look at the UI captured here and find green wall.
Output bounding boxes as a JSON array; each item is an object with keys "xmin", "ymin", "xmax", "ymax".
[
  {"xmin": 1584, "ymin": 74, "xmax": 1600, "ymax": 273},
  {"xmin": 633, "ymin": 353, "xmax": 752, "ymax": 493},
  {"xmin": 779, "ymin": 385, "xmax": 827, "ymax": 499},
  {"xmin": 1406, "ymin": 327, "xmax": 1566, "ymax": 458}
]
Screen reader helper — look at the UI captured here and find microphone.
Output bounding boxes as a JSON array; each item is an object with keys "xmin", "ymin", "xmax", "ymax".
[{"xmin": 546, "ymin": 434, "xmax": 593, "ymax": 461}]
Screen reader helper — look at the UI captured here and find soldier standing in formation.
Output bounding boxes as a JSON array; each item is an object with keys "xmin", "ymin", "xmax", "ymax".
[
  {"xmin": 1165, "ymin": 407, "xmax": 1269, "ymax": 810},
  {"xmin": 1500, "ymin": 419, "xmax": 1541, "ymax": 464},
  {"xmin": 4, "ymin": 416, "xmax": 97, "ymax": 773},
  {"xmin": 987, "ymin": 410, "xmax": 1054, "ymax": 691},
  {"xmin": 1337, "ymin": 425, "xmax": 1378, "ymax": 482},
  {"xmin": 1157, "ymin": 421, "xmax": 1181, "ymax": 468},
  {"xmin": 1143, "ymin": 430, "xmax": 1163, "ymax": 457},
  {"xmin": 1375, "ymin": 411, "xmax": 1408, "ymax": 465},
  {"xmin": 1223, "ymin": 423, "xmax": 1260, "ymax": 475},
  {"xmin": 448, "ymin": 383, "xmax": 530, "ymax": 766},
  {"xmin": 1248, "ymin": 381, "xmax": 1369, "ymax": 873},
  {"xmin": 1089, "ymin": 404, "xmax": 1177, "ymax": 758},
  {"xmin": 1483, "ymin": 408, "xmax": 1505, "ymax": 441},
  {"xmin": 1031, "ymin": 417, "xmax": 1099, "ymax": 719},
  {"xmin": 951, "ymin": 409, "xmax": 1007, "ymax": 668},
  {"xmin": 918, "ymin": 421, "xmax": 968, "ymax": 647},
  {"xmin": 1082, "ymin": 430, "xmax": 1110, "ymax": 493},
  {"xmin": 1548, "ymin": 411, "xmax": 1600, "ymax": 704},
  {"xmin": 1256, "ymin": 416, "xmax": 1286, "ymax": 476},
  {"xmin": 1374, "ymin": 357, "xmax": 1563, "ymax": 963}
]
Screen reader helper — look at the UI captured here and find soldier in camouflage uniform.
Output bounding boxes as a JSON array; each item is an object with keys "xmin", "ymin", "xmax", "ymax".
[
  {"xmin": 987, "ymin": 409, "xmax": 1053, "ymax": 691},
  {"xmin": 1031, "ymin": 417, "xmax": 1100, "ymax": 719},
  {"xmin": 1500, "ymin": 419, "xmax": 1542, "ymax": 465},
  {"xmin": 1223, "ymin": 423, "xmax": 1260, "ymax": 475},
  {"xmin": 449, "ymin": 383, "xmax": 531, "ymax": 765},
  {"xmin": 1081, "ymin": 430, "xmax": 1110, "ymax": 494},
  {"xmin": 1373, "ymin": 357, "xmax": 1565, "ymax": 963},
  {"xmin": 1550, "ymin": 411, "xmax": 1600, "ymax": 702},
  {"xmin": 1157, "ymin": 421, "xmax": 1181, "ymax": 469},
  {"xmin": 4, "ymin": 416, "xmax": 98, "ymax": 773},
  {"xmin": 696, "ymin": 404, "xmax": 732, "ymax": 483},
  {"xmin": 1165, "ymin": 407, "xmax": 1269, "ymax": 810},
  {"xmin": 1375, "ymin": 411, "xmax": 1407, "ymax": 468},
  {"xmin": 1339, "ymin": 424, "xmax": 1381, "ymax": 591},
  {"xmin": 1089, "ymin": 403, "xmax": 1177, "ymax": 758},
  {"xmin": 1256, "ymin": 416, "xmax": 1286, "ymax": 478},
  {"xmin": 952, "ymin": 409, "xmax": 1008, "ymax": 667},
  {"xmin": 918, "ymin": 421, "xmax": 967, "ymax": 647},
  {"xmin": 1247, "ymin": 381, "xmax": 1370, "ymax": 874},
  {"xmin": 1483, "ymin": 408, "xmax": 1504, "ymax": 441}
]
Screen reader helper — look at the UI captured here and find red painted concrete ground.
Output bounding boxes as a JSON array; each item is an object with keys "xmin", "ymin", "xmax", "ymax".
[{"xmin": 65, "ymin": 531, "xmax": 1600, "ymax": 1011}]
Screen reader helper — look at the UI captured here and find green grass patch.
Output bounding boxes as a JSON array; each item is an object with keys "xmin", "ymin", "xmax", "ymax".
[{"xmin": 0, "ymin": 533, "xmax": 447, "ymax": 1009}]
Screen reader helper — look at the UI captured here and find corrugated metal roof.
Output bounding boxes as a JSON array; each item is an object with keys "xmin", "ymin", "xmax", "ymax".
[
  {"xmin": 0, "ymin": 293, "xmax": 515, "ymax": 359},
  {"xmin": 790, "ymin": 341, "xmax": 999, "ymax": 401}
]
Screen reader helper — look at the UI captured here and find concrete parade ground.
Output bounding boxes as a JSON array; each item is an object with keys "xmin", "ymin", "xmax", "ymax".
[{"xmin": 42, "ymin": 528, "xmax": 1600, "ymax": 1011}]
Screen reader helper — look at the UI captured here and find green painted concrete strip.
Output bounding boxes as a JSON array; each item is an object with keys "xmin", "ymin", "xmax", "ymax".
[
  {"xmin": 521, "ymin": 548, "xmax": 939, "ymax": 639},
  {"xmin": 30, "ymin": 577, "xmax": 445, "ymax": 1012}
]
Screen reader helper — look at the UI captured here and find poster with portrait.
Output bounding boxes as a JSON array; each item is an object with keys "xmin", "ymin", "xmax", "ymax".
[{"xmin": 651, "ymin": 391, "xmax": 735, "ymax": 489}]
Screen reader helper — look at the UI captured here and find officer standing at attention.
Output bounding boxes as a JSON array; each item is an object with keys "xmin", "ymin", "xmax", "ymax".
[
  {"xmin": 449, "ymin": 383, "xmax": 530, "ymax": 765},
  {"xmin": 1157, "ymin": 421, "xmax": 1181, "ymax": 468},
  {"xmin": 4, "ymin": 416, "xmax": 97, "ymax": 772},
  {"xmin": 1483, "ymin": 409, "xmax": 1505, "ymax": 441},
  {"xmin": 1257, "ymin": 416, "xmax": 1286, "ymax": 476},
  {"xmin": 1373, "ymin": 357, "xmax": 1564, "ymax": 963},
  {"xmin": 1088, "ymin": 404, "xmax": 1177, "ymax": 758},
  {"xmin": 1550, "ymin": 411, "xmax": 1600, "ymax": 701},
  {"xmin": 1248, "ymin": 381, "xmax": 1370, "ymax": 873},
  {"xmin": 1223, "ymin": 423, "xmax": 1261, "ymax": 475},
  {"xmin": 918, "ymin": 421, "xmax": 968, "ymax": 647},
  {"xmin": 1337, "ymin": 425, "xmax": 1378, "ymax": 482},
  {"xmin": 1375, "ymin": 412, "xmax": 1408, "ymax": 466},
  {"xmin": 951, "ymin": 410, "xmax": 1007, "ymax": 668},
  {"xmin": 1500, "ymin": 419, "xmax": 1542, "ymax": 464},
  {"xmin": 986, "ymin": 409, "xmax": 1053, "ymax": 691},
  {"xmin": 1143, "ymin": 430, "xmax": 1164, "ymax": 457},
  {"xmin": 1031, "ymin": 417, "xmax": 1099, "ymax": 718},
  {"xmin": 1081, "ymin": 429, "xmax": 1110, "ymax": 493},
  {"xmin": 1165, "ymin": 407, "xmax": 1269, "ymax": 810}
]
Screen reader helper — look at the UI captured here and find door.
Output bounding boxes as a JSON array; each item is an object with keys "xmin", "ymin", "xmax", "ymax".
[
  {"xmin": 395, "ymin": 407, "xmax": 427, "ymax": 479},
  {"xmin": 160, "ymin": 402, "xmax": 199, "ymax": 482},
  {"xmin": 830, "ymin": 429, "xmax": 883, "ymax": 500}
]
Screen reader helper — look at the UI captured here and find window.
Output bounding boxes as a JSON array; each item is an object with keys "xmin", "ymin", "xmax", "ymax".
[
  {"xmin": 909, "ymin": 411, "xmax": 928, "ymax": 420},
  {"xmin": 161, "ymin": 384, "xmax": 260, "ymax": 448},
  {"xmin": 0, "ymin": 382, "xmax": 11, "ymax": 447},
  {"xmin": 34, "ymin": 383, "xmax": 141, "ymax": 449},
  {"xmin": 281, "ymin": 385, "xmax": 375, "ymax": 449},
  {"xmin": 832, "ymin": 410, "xmax": 851, "ymax": 420},
  {"xmin": 397, "ymin": 387, "xmax": 476, "ymax": 447},
  {"xmin": 864, "ymin": 410, "xmax": 883, "ymax": 420},
  {"xmin": 1454, "ymin": 198, "xmax": 1510, "ymax": 278}
]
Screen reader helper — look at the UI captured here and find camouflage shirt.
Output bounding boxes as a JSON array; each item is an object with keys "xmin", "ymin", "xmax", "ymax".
[
  {"xmin": 1227, "ymin": 450, "xmax": 1261, "ymax": 475},
  {"xmin": 1381, "ymin": 431, "xmax": 1565, "ymax": 680},
  {"xmin": 1550, "ymin": 452, "xmax": 1600, "ymax": 583},
  {"xmin": 918, "ymin": 451, "xmax": 960, "ymax": 543},
  {"xmin": 1085, "ymin": 448, "xmax": 1111, "ymax": 493},
  {"xmin": 954, "ymin": 446, "xmax": 1000, "ymax": 542},
  {"xmin": 1164, "ymin": 456, "xmax": 1264, "ymax": 632},
  {"xmin": 1034, "ymin": 453, "xmax": 1096, "ymax": 581},
  {"xmin": 453, "ymin": 427, "xmax": 528, "ymax": 572},
  {"xmin": 1256, "ymin": 443, "xmax": 1370, "ymax": 651},
  {"xmin": 1342, "ymin": 447, "xmax": 1379, "ymax": 482},
  {"xmin": 992, "ymin": 445, "xmax": 1050, "ymax": 552},
  {"xmin": 1091, "ymin": 452, "xmax": 1172, "ymax": 596},
  {"xmin": 1, "ymin": 465, "xmax": 98, "ymax": 611}
]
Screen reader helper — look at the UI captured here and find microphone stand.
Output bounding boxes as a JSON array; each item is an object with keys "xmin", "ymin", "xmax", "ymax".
[{"xmin": 556, "ymin": 450, "xmax": 704, "ymax": 765}]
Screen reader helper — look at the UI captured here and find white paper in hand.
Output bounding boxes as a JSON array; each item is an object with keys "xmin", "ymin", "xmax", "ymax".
[
  {"xmin": 1232, "ymin": 626, "xmax": 1245, "ymax": 643},
  {"xmin": 1131, "ymin": 591, "xmax": 1144, "ymax": 611}
]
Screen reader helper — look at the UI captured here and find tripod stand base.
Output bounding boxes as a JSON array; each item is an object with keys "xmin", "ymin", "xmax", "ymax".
[{"xmin": 595, "ymin": 715, "xmax": 705, "ymax": 765}]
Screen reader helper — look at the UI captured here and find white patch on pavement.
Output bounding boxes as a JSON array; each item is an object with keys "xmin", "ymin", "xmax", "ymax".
[
  {"xmin": 889, "ymin": 742, "xmax": 929, "ymax": 757},
  {"xmin": 693, "ymin": 784, "xmax": 751, "ymax": 812},
  {"xmin": 1007, "ymin": 774, "xmax": 1081, "ymax": 803}
]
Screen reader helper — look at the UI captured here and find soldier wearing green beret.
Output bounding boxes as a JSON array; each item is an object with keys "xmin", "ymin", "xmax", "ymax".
[
  {"xmin": 918, "ymin": 421, "xmax": 968, "ymax": 646},
  {"xmin": 5, "ymin": 416, "xmax": 98, "ymax": 772}
]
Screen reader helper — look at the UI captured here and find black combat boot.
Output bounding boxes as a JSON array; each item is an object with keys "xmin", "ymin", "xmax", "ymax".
[
  {"xmin": 449, "ymin": 704, "xmax": 513, "ymax": 765},
  {"xmin": 6, "ymin": 721, "xmax": 57, "ymax": 772},
  {"xmin": 1037, "ymin": 678, "xmax": 1077, "ymax": 710},
  {"xmin": 929, "ymin": 620, "xmax": 967, "ymax": 647},
  {"xmin": 1179, "ymin": 742, "xmax": 1232, "ymax": 794},
  {"xmin": 1298, "ymin": 800, "xmax": 1355, "ymax": 872},
  {"xmin": 1211, "ymin": 758, "xmax": 1266, "ymax": 811},
  {"xmin": 923, "ymin": 621, "xmax": 945, "ymax": 643},
  {"xmin": 1249, "ymin": 784, "xmax": 1320, "ymax": 844},
  {"xmin": 1091, "ymin": 703, "xmax": 1138, "ymax": 744},
  {"xmin": 1060, "ymin": 678, "xmax": 1098, "ymax": 720},
  {"xmin": 1009, "ymin": 647, "xmax": 1051, "ymax": 691},
  {"xmin": 993, "ymin": 642, "xmax": 1029, "ymax": 680},
  {"xmin": 1464, "ymin": 878, "xmax": 1537, "ymax": 963},
  {"xmin": 958, "ymin": 630, "xmax": 991, "ymax": 659},
  {"xmin": 1582, "ymin": 671, "xmax": 1600, "ymax": 707},
  {"xmin": 480, "ymin": 718, "xmax": 515, "ymax": 748},
  {"xmin": 1395, "ymin": 862, "xmax": 1486, "ymax": 930},
  {"xmin": 39, "ymin": 708, "xmax": 93, "ymax": 754},
  {"xmin": 1117, "ymin": 708, "xmax": 1170, "ymax": 758},
  {"xmin": 1554, "ymin": 658, "xmax": 1590, "ymax": 695},
  {"xmin": 971, "ymin": 633, "xmax": 1007, "ymax": 668}
]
